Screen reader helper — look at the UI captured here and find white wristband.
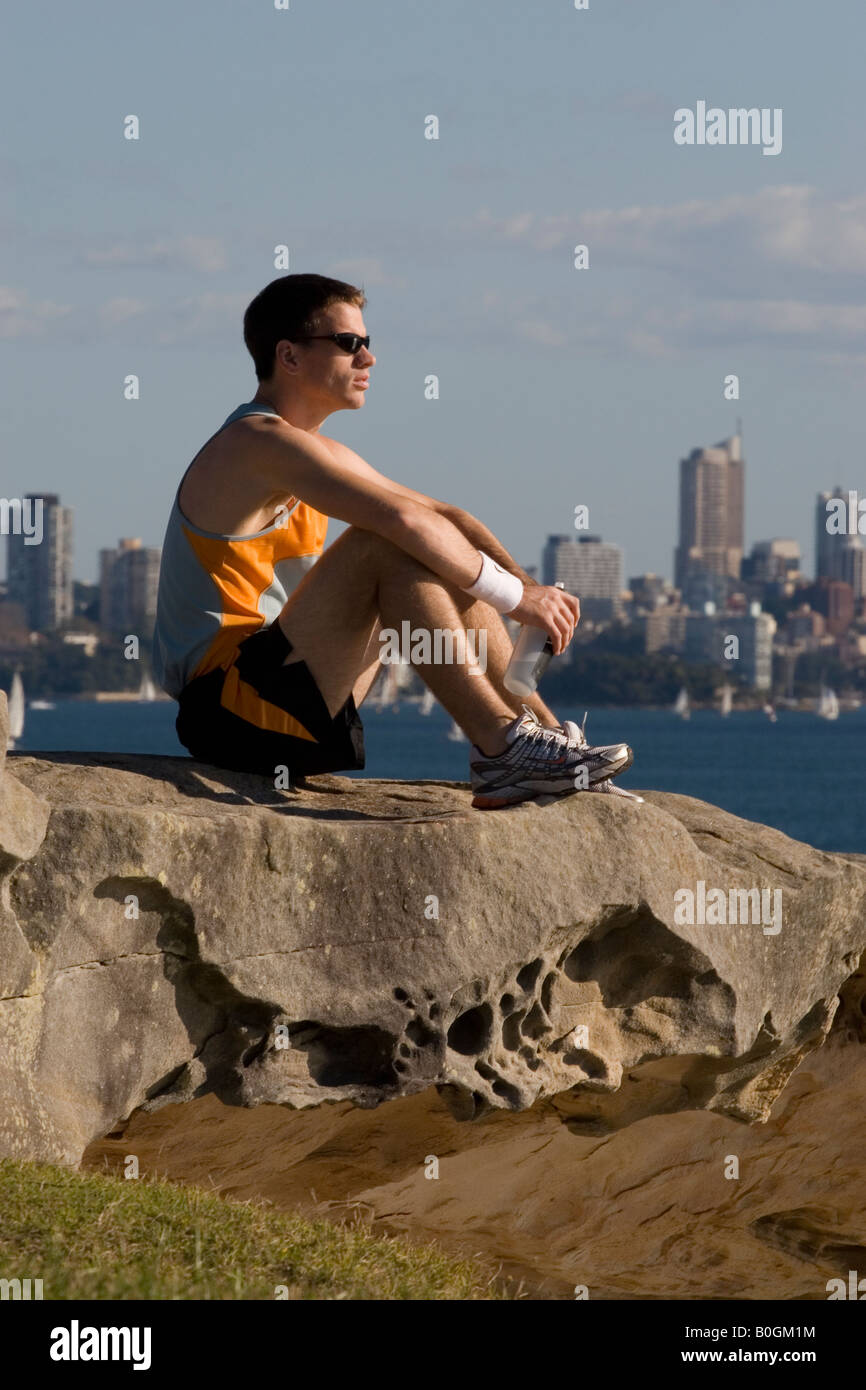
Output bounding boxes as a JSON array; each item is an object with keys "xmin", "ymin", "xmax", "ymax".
[{"xmin": 464, "ymin": 551, "xmax": 524, "ymax": 614}]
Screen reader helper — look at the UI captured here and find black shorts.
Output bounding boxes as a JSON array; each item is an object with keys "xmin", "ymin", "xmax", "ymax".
[{"xmin": 175, "ymin": 621, "xmax": 365, "ymax": 778}]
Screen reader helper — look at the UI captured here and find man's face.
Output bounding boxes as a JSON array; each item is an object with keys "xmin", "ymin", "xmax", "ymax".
[{"xmin": 276, "ymin": 301, "xmax": 375, "ymax": 414}]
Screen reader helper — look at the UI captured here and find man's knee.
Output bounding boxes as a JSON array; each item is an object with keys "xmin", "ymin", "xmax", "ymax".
[
  {"xmin": 340, "ymin": 525, "xmax": 397, "ymax": 565},
  {"xmin": 343, "ymin": 526, "xmax": 435, "ymax": 583}
]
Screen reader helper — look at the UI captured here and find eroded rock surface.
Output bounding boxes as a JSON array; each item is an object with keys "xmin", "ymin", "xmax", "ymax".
[
  {"xmin": 1, "ymin": 724, "xmax": 864, "ymax": 1166},
  {"xmin": 83, "ymin": 1006, "xmax": 866, "ymax": 1295},
  {"xmin": 84, "ymin": 1007, "xmax": 866, "ymax": 1299}
]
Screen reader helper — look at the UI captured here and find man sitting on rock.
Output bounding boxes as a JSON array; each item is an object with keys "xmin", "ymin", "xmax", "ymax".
[{"xmin": 152, "ymin": 273, "xmax": 638, "ymax": 808}]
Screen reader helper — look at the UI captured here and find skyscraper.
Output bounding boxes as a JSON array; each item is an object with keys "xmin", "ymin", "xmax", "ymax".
[
  {"xmin": 6, "ymin": 493, "xmax": 74, "ymax": 632},
  {"xmin": 542, "ymin": 534, "xmax": 624, "ymax": 622},
  {"xmin": 674, "ymin": 434, "xmax": 744, "ymax": 603},
  {"xmin": 99, "ymin": 538, "xmax": 161, "ymax": 635},
  {"xmin": 815, "ymin": 488, "xmax": 865, "ymax": 599}
]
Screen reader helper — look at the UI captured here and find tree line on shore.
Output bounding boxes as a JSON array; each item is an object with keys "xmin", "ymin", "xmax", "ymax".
[{"xmin": 0, "ymin": 623, "xmax": 862, "ymax": 704}]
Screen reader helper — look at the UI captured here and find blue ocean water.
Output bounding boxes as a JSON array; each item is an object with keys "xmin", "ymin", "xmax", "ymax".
[{"xmin": 10, "ymin": 699, "xmax": 866, "ymax": 854}]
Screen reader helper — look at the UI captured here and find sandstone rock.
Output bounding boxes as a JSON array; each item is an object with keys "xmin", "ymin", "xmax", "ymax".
[
  {"xmin": 0, "ymin": 694, "xmax": 52, "ymax": 1160},
  {"xmin": 2, "ymin": 743, "xmax": 865, "ymax": 1166},
  {"xmin": 0, "ymin": 691, "xmax": 50, "ymax": 870},
  {"xmin": 84, "ymin": 1016, "xmax": 866, "ymax": 1299}
]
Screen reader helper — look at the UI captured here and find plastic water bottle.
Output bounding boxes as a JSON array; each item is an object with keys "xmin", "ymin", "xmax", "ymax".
[{"xmin": 503, "ymin": 582, "xmax": 565, "ymax": 698}]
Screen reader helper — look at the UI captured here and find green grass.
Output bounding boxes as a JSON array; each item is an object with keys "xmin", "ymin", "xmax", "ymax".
[{"xmin": 0, "ymin": 1159, "xmax": 509, "ymax": 1300}]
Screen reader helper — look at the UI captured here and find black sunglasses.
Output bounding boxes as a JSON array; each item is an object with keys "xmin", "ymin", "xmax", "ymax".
[{"xmin": 297, "ymin": 332, "xmax": 370, "ymax": 354}]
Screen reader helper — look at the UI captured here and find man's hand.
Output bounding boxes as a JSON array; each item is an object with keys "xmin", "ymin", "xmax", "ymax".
[{"xmin": 510, "ymin": 586, "xmax": 580, "ymax": 655}]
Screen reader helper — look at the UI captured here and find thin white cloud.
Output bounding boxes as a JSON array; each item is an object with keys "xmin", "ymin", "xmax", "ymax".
[
  {"xmin": 622, "ymin": 327, "xmax": 673, "ymax": 359},
  {"xmin": 99, "ymin": 297, "xmax": 149, "ymax": 326},
  {"xmin": 157, "ymin": 291, "xmax": 248, "ymax": 342},
  {"xmin": 0, "ymin": 287, "xmax": 245, "ymax": 344},
  {"xmin": 326, "ymin": 257, "xmax": 406, "ymax": 289},
  {"xmin": 467, "ymin": 186, "xmax": 866, "ymax": 275},
  {"xmin": 580, "ymin": 187, "xmax": 866, "ymax": 275},
  {"xmin": 518, "ymin": 319, "xmax": 568, "ymax": 348},
  {"xmin": 0, "ymin": 286, "xmax": 72, "ymax": 338},
  {"xmin": 671, "ymin": 296, "xmax": 866, "ymax": 340},
  {"xmin": 473, "ymin": 287, "xmax": 866, "ymax": 362},
  {"xmin": 456, "ymin": 187, "xmax": 866, "ymax": 361},
  {"xmin": 83, "ymin": 235, "xmax": 228, "ymax": 273}
]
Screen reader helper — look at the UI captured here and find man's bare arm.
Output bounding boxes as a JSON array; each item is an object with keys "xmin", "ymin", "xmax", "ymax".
[
  {"xmin": 253, "ymin": 418, "xmax": 486, "ymax": 590},
  {"xmin": 254, "ymin": 421, "xmax": 578, "ymax": 650},
  {"xmin": 318, "ymin": 436, "xmax": 537, "ymax": 588},
  {"xmin": 435, "ymin": 505, "xmax": 538, "ymax": 590}
]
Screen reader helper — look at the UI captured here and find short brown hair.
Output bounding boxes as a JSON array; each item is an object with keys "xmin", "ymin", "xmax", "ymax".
[{"xmin": 243, "ymin": 273, "xmax": 367, "ymax": 380}]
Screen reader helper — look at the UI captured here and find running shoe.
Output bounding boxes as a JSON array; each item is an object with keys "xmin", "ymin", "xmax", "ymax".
[
  {"xmin": 470, "ymin": 706, "xmax": 632, "ymax": 809},
  {"xmin": 561, "ymin": 713, "xmax": 644, "ymax": 802}
]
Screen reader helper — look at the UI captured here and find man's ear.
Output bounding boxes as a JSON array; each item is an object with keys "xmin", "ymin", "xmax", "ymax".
[{"xmin": 275, "ymin": 340, "xmax": 300, "ymax": 374}]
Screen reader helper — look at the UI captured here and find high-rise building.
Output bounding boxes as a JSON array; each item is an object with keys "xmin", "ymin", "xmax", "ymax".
[
  {"xmin": 825, "ymin": 581, "xmax": 855, "ymax": 637},
  {"xmin": 674, "ymin": 434, "xmax": 744, "ymax": 602},
  {"xmin": 641, "ymin": 607, "xmax": 687, "ymax": 653},
  {"xmin": 6, "ymin": 493, "xmax": 74, "ymax": 631},
  {"xmin": 628, "ymin": 573, "xmax": 677, "ymax": 611},
  {"xmin": 679, "ymin": 602, "xmax": 776, "ymax": 689},
  {"xmin": 815, "ymin": 488, "xmax": 866, "ymax": 598},
  {"xmin": 542, "ymin": 533, "xmax": 624, "ymax": 622},
  {"xmin": 727, "ymin": 605, "xmax": 777, "ymax": 690},
  {"xmin": 742, "ymin": 539, "xmax": 801, "ymax": 586},
  {"xmin": 99, "ymin": 538, "xmax": 161, "ymax": 635}
]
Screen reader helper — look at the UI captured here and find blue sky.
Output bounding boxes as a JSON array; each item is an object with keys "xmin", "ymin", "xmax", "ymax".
[{"xmin": 2, "ymin": 0, "xmax": 864, "ymax": 583}]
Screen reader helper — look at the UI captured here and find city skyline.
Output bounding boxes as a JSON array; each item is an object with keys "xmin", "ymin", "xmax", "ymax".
[
  {"xmin": 3, "ymin": 452, "xmax": 860, "ymax": 603},
  {"xmin": 2, "ymin": 428, "xmax": 858, "ymax": 595},
  {"xmin": 3, "ymin": 458, "xmax": 861, "ymax": 617}
]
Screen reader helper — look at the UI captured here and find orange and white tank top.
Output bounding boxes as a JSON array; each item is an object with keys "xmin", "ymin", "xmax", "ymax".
[{"xmin": 152, "ymin": 402, "xmax": 328, "ymax": 699}]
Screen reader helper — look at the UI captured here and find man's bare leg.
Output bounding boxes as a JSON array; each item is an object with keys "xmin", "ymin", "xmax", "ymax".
[
  {"xmin": 276, "ymin": 527, "xmax": 556, "ymax": 754},
  {"xmin": 446, "ymin": 593, "xmax": 560, "ymax": 730}
]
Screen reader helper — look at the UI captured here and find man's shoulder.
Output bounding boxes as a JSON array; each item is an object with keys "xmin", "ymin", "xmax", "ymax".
[
  {"xmin": 208, "ymin": 412, "xmax": 306, "ymax": 468},
  {"xmin": 315, "ymin": 434, "xmax": 363, "ymax": 468},
  {"xmin": 222, "ymin": 410, "xmax": 292, "ymax": 442}
]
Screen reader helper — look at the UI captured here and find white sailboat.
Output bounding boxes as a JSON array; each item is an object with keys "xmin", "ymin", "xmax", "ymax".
[
  {"xmin": 370, "ymin": 663, "xmax": 401, "ymax": 712},
  {"xmin": 720, "ymin": 684, "xmax": 733, "ymax": 717},
  {"xmin": 817, "ymin": 685, "xmax": 839, "ymax": 720},
  {"xmin": 385, "ymin": 663, "xmax": 403, "ymax": 711},
  {"xmin": 673, "ymin": 687, "xmax": 690, "ymax": 720},
  {"xmin": 137, "ymin": 671, "xmax": 157, "ymax": 702},
  {"xmin": 393, "ymin": 658, "xmax": 413, "ymax": 695},
  {"xmin": 7, "ymin": 670, "xmax": 25, "ymax": 748},
  {"xmin": 762, "ymin": 703, "xmax": 778, "ymax": 723},
  {"xmin": 419, "ymin": 687, "xmax": 435, "ymax": 716}
]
